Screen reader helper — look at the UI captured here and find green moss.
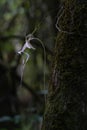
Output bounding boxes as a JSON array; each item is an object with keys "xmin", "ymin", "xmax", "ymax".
[
  {"xmin": 58, "ymin": 0, "xmax": 86, "ymax": 34},
  {"xmin": 42, "ymin": 0, "xmax": 87, "ymax": 130}
]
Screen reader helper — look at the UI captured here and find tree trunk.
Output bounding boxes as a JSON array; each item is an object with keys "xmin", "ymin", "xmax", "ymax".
[{"xmin": 42, "ymin": 0, "xmax": 87, "ymax": 130}]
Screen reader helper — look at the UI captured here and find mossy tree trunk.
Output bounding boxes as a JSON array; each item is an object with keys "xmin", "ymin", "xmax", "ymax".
[{"xmin": 42, "ymin": 0, "xmax": 87, "ymax": 130}]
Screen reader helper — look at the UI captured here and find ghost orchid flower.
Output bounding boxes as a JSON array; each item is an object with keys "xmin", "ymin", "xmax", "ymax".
[{"xmin": 18, "ymin": 39, "xmax": 35, "ymax": 54}]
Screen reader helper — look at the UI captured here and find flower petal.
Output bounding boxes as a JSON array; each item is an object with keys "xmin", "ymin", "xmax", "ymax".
[{"xmin": 26, "ymin": 40, "xmax": 35, "ymax": 50}]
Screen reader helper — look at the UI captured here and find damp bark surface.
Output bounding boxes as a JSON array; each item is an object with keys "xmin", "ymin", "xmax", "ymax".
[{"xmin": 42, "ymin": 0, "xmax": 87, "ymax": 130}]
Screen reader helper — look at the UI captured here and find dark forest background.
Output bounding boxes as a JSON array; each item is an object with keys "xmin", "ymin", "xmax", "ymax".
[
  {"xmin": 0, "ymin": 0, "xmax": 59, "ymax": 130},
  {"xmin": 0, "ymin": 0, "xmax": 87, "ymax": 130}
]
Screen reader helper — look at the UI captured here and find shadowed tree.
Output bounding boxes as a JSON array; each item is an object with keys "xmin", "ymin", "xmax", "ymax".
[{"xmin": 42, "ymin": 0, "xmax": 87, "ymax": 130}]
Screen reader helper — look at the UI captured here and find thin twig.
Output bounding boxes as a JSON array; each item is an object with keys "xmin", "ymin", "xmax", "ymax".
[{"xmin": 55, "ymin": 6, "xmax": 74, "ymax": 34}]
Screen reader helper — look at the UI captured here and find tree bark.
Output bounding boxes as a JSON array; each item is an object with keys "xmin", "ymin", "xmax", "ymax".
[{"xmin": 42, "ymin": 0, "xmax": 87, "ymax": 130}]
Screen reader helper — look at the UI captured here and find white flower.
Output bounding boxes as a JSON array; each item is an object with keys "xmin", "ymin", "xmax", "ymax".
[{"xmin": 18, "ymin": 40, "xmax": 35, "ymax": 54}]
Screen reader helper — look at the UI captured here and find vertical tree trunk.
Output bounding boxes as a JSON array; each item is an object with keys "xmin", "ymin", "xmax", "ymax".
[{"xmin": 42, "ymin": 0, "xmax": 87, "ymax": 130}]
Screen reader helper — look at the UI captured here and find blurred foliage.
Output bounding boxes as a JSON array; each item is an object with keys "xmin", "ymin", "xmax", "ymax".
[{"xmin": 0, "ymin": 0, "xmax": 58, "ymax": 129}]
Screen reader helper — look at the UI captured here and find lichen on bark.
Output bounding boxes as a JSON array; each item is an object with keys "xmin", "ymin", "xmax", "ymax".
[{"xmin": 42, "ymin": 0, "xmax": 87, "ymax": 130}]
